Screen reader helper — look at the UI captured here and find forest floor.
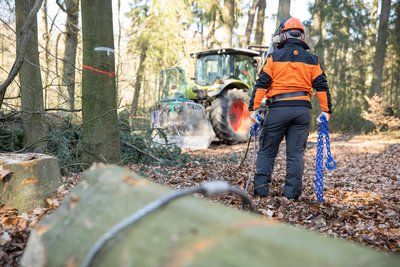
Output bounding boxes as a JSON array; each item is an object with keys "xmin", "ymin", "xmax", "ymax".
[
  {"xmin": 132, "ymin": 132, "xmax": 400, "ymax": 254},
  {"xmin": 1, "ymin": 132, "xmax": 399, "ymax": 265}
]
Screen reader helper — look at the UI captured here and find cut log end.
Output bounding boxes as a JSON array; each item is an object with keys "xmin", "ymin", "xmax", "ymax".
[{"xmin": 0, "ymin": 153, "xmax": 62, "ymax": 213}]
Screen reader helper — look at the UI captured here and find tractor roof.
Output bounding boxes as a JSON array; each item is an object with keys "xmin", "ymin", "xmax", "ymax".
[{"xmin": 190, "ymin": 48, "xmax": 260, "ymax": 58}]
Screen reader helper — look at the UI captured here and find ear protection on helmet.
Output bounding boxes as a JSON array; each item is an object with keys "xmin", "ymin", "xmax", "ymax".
[{"xmin": 271, "ymin": 19, "xmax": 287, "ymax": 49}]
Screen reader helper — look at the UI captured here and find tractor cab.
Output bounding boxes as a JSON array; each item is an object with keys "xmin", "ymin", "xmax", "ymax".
[
  {"xmin": 193, "ymin": 49, "xmax": 258, "ymax": 87},
  {"xmin": 187, "ymin": 48, "xmax": 260, "ymax": 100}
]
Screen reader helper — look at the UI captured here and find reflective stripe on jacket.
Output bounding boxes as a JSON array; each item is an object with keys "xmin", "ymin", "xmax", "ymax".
[{"xmin": 249, "ymin": 39, "xmax": 332, "ymax": 113}]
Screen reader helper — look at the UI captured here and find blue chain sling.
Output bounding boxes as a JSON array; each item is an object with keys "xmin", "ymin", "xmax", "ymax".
[{"xmin": 315, "ymin": 116, "xmax": 336, "ymax": 202}]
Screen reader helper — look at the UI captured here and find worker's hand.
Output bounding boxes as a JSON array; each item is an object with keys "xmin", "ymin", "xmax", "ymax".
[
  {"xmin": 250, "ymin": 111, "xmax": 261, "ymax": 124},
  {"xmin": 317, "ymin": 112, "xmax": 330, "ymax": 124}
]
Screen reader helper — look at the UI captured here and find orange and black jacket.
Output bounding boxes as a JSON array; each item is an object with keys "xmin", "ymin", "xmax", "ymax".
[{"xmin": 249, "ymin": 39, "xmax": 332, "ymax": 113}]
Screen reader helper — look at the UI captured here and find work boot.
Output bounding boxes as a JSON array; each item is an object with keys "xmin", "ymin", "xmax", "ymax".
[
  {"xmin": 253, "ymin": 174, "xmax": 270, "ymax": 197},
  {"xmin": 254, "ymin": 185, "xmax": 269, "ymax": 197},
  {"xmin": 285, "ymin": 195, "xmax": 299, "ymax": 201}
]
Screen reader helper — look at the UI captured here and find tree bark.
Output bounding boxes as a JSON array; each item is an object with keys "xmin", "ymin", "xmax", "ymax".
[
  {"xmin": 0, "ymin": 0, "xmax": 44, "ymax": 109},
  {"xmin": 276, "ymin": 0, "xmax": 291, "ymax": 28},
  {"xmin": 255, "ymin": 0, "xmax": 266, "ymax": 45},
  {"xmin": 16, "ymin": 0, "xmax": 48, "ymax": 150},
  {"xmin": 62, "ymin": 0, "xmax": 79, "ymax": 111},
  {"xmin": 206, "ymin": 10, "xmax": 217, "ymax": 48},
  {"xmin": 131, "ymin": 42, "xmax": 148, "ymax": 116},
  {"xmin": 371, "ymin": 0, "xmax": 392, "ymax": 96},
  {"xmin": 22, "ymin": 166, "xmax": 400, "ymax": 266},
  {"xmin": 41, "ymin": 0, "xmax": 50, "ymax": 109},
  {"xmin": 242, "ymin": 0, "xmax": 259, "ymax": 47},
  {"xmin": 312, "ymin": 0, "xmax": 327, "ymax": 65},
  {"xmin": 221, "ymin": 0, "xmax": 235, "ymax": 47},
  {"xmin": 81, "ymin": 0, "xmax": 122, "ymax": 165},
  {"xmin": 116, "ymin": 0, "xmax": 122, "ymax": 97}
]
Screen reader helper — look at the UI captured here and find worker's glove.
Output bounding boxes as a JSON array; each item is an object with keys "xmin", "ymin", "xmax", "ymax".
[
  {"xmin": 317, "ymin": 112, "xmax": 331, "ymax": 125},
  {"xmin": 250, "ymin": 111, "xmax": 262, "ymax": 136},
  {"xmin": 250, "ymin": 111, "xmax": 262, "ymax": 124}
]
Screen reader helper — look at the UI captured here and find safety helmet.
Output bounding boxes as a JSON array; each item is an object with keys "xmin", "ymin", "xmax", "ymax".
[
  {"xmin": 281, "ymin": 18, "xmax": 305, "ymax": 43},
  {"xmin": 281, "ymin": 18, "xmax": 305, "ymax": 32},
  {"xmin": 272, "ymin": 17, "xmax": 306, "ymax": 49}
]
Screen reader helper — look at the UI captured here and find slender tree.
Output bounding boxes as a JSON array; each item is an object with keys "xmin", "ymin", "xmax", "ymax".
[
  {"xmin": 221, "ymin": 0, "xmax": 235, "ymax": 47},
  {"xmin": 312, "ymin": 0, "xmax": 327, "ymax": 64},
  {"xmin": 242, "ymin": 0, "xmax": 260, "ymax": 47},
  {"xmin": 116, "ymin": 0, "xmax": 122, "ymax": 96},
  {"xmin": 58, "ymin": 0, "xmax": 80, "ymax": 111},
  {"xmin": 255, "ymin": 0, "xmax": 266, "ymax": 45},
  {"xmin": 131, "ymin": 40, "xmax": 148, "ymax": 116},
  {"xmin": 276, "ymin": 0, "xmax": 291, "ymax": 27},
  {"xmin": 371, "ymin": 0, "xmax": 392, "ymax": 96},
  {"xmin": 41, "ymin": 0, "xmax": 50, "ymax": 108},
  {"xmin": 81, "ymin": 0, "xmax": 122, "ymax": 165},
  {"xmin": 16, "ymin": 0, "xmax": 48, "ymax": 150},
  {"xmin": 0, "ymin": 0, "xmax": 44, "ymax": 109}
]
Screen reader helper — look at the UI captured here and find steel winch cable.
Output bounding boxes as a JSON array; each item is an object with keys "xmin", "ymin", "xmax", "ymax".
[
  {"xmin": 232, "ymin": 113, "xmax": 263, "ymax": 175},
  {"xmin": 82, "ymin": 181, "xmax": 255, "ymax": 267},
  {"xmin": 315, "ymin": 116, "xmax": 337, "ymax": 202},
  {"xmin": 232, "ymin": 134, "xmax": 252, "ymax": 174}
]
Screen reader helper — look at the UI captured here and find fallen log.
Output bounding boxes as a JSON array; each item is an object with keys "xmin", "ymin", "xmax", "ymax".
[
  {"xmin": 0, "ymin": 153, "xmax": 62, "ymax": 212},
  {"xmin": 23, "ymin": 165, "xmax": 399, "ymax": 267}
]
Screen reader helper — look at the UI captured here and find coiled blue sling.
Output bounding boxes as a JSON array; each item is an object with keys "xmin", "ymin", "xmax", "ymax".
[
  {"xmin": 250, "ymin": 113, "xmax": 263, "ymax": 137},
  {"xmin": 315, "ymin": 116, "xmax": 336, "ymax": 202}
]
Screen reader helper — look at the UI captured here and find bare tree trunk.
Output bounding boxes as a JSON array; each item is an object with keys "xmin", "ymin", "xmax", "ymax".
[
  {"xmin": 207, "ymin": 11, "xmax": 217, "ymax": 49},
  {"xmin": 0, "ymin": 35, "xmax": 4, "ymax": 108},
  {"xmin": 221, "ymin": 0, "xmax": 235, "ymax": 47},
  {"xmin": 0, "ymin": 0, "xmax": 44, "ymax": 109},
  {"xmin": 41, "ymin": 0, "xmax": 50, "ymax": 109},
  {"xmin": 62, "ymin": 0, "xmax": 79, "ymax": 111},
  {"xmin": 16, "ymin": 0, "xmax": 48, "ymax": 150},
  {"xmin": 312, "ymin": 0, "xmax": 327, "ymax": 65},
  {"xmin": 55, "ymin": 32, "xmax": 63, "ymax": 107},
  {"xmin": 255, "ymin": 0, "xmax": 266, "ymax": 45},
  {"xmin": 81, "ymin": 0, "xmax": 122, "ymax": 165},
  {"xmin": 116, "ymin": 0, "xmax": 122, "ymax": 97},
  {"xmin": 242, "ymin": 0, "xmax": 259, "ymax": 47},
  {"xmin": 371, "ymin": 0, "xmax": 392, "ymax": 96},
  {"xmin": 276, "ymin": 0, "xmax": 291, "ymax": 28},
  {"xmin": 131, "ymin": 43, "xmax": 148, "ymax": 116}
]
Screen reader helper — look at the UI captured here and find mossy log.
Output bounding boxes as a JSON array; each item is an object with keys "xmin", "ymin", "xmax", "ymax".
[
  {"xmin": 0, "ymin": 153, "xmax": 62, "ymax": 212},
  {"xmin": 23, "ymin": 165, "xmax": 399, "ymax": 267}
]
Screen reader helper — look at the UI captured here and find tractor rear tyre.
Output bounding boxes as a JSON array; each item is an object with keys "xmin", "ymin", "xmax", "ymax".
[{"xmin": 210, "ymin": 89, "xmax": 251, "ymax": 144}]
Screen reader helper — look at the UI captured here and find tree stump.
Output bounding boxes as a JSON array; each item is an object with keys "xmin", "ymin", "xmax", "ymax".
[
  {"xmin": 0, "ymin": 153, "xmax": 62, "ymax": 213},
  {"xmin": 23, "ymin": 165, "xmax": 399, "ymax": 267}
]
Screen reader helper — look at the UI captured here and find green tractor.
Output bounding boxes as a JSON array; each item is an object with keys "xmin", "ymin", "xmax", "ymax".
[{"xmin": 151, "ymin": 48, "xmax": 260, "ymax": 148}]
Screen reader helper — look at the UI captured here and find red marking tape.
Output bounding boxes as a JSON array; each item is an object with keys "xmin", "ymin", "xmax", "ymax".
[{"xmin": 82, "ymin": 64, "xmax": 116, "ymax": 78}]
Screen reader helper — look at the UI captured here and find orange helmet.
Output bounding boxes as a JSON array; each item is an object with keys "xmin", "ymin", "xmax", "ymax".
[{"xmin": 281, "ymin": 18, "xmax": 305, "ymax": 32}]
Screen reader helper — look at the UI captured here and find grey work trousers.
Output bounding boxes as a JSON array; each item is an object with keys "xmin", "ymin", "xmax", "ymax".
[{"xmin": 254, "ymin": 106, "xmax": 311, "ymax": 199}]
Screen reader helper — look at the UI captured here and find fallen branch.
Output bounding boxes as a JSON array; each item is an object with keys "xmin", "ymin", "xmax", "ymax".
[
  {"xmin": 45, "ymin": 108, "xmax": 82, "ymax": 113},
  {"xmin": 123, "ymin": 141, "xmax": 163, "ymax": 163}
]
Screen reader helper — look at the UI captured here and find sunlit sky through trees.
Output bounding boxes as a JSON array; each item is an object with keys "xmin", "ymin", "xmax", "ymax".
[{"xmin": 45, "ymin": 0, "xmax": 315, "ymax": 48}]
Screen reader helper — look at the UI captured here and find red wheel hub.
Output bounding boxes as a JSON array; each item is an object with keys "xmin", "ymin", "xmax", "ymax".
[{"xmin": 229, "ymin": 100, "xmax": 250, "ymax": 133}]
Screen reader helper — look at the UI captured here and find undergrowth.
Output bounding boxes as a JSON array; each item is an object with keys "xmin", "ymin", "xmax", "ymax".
[{"xmin": 0, "ymin": 112, "xmax": 190, "ymax": 175}]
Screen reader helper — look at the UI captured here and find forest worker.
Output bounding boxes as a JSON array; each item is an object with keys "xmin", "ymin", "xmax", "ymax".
[{"xmin": 248, "ymin": 17, "xmax": 332, "ymax": 200}]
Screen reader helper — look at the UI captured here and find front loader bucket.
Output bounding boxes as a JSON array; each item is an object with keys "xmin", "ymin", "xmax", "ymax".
[{"xmin": 150, "ymin": 99, "xmax": 215, "ymax": 150}]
